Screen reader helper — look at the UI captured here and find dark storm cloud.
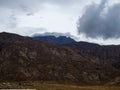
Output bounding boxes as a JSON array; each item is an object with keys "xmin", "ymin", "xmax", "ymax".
[{"xmin": 77, "ymin": 0, "xmax": 120, "ymax": 39}]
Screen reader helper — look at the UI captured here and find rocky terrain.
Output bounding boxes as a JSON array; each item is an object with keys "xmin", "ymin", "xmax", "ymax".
[
  {"xmin": 32, "ymin": 35, "xmax": 120, "ymax": 70},
  {"xmin": 0, "ymin": 32, "xmax": 120, "ymax": 86},
  {"xmin": 64, "ymin": 42, "xmax": 120, "ymax": 69}
]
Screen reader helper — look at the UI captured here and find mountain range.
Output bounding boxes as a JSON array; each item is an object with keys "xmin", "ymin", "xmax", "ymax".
[
  {"xmin": 0, "ymin": 32, "xmax": 120, "ymax": 85},
  {"xmin": 32, "ymin": 35, "xmax": 120, "ymax": 70},
  {"xmin": 33, "ymin": 35, "xmax": 75, "ymax": 45}
]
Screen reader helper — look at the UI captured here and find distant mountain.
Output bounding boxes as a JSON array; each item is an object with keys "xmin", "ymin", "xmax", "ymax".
[
  {"xmin": 0, "ymin": 32, "xmax": 119, "ymax": 85},
  {"xmin": 32, "ymin": 35, "xmax": 75, "ymax": 44},
  {"xmin": 64, "ymin": 41, "xmax": 120, "ymax": 69},
  {"xmin": 33, "ymin": 35, "xmax": 120, "ymax": 69}
]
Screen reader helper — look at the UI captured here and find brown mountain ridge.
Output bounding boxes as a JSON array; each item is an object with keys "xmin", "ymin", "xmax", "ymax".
[{"xmin": 0, "ymin": 32, "xmax": 120, "ymax": 85}]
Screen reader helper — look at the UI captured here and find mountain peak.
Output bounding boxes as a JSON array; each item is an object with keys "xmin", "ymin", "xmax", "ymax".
[
  {"xmin": 32, "ymin": 35, "xmax": 76, "ymax": 44},
  {"xmin": 0, "ymin": 32, "xmax": 31, "ymax": 43}
]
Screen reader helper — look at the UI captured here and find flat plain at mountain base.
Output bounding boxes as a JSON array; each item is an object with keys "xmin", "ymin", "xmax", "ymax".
[{"xmin": 0, "ymin": 82, "xmax": 120, "ymax": 90}]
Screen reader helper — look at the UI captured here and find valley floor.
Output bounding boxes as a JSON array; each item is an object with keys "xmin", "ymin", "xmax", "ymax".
[{"xmin": 0, "ymin": 82, "xmax": 120, "ymax": 90}]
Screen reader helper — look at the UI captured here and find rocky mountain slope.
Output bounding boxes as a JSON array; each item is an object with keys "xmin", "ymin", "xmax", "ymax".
[
  {"xmin": 0, "ymin": 32, "xmax": 120, "ymax": 85},
  {"xmin": 64, "ymin": 42, "xmax": 120, "ymax": 69},
  {"xmin": 32, "ymin": 35, "xmax": 120, "ymax": 70}
]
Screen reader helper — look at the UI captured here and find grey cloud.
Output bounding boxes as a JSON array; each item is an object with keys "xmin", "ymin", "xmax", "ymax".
[
  {"xmin": 0, "ymin": 12, "xmax": 17, "ymax": 29},
  {"xmin": 0, "ymin": 0, "xmax": 96, "ymax": 36},
  {"xmin": 0, "ymin": 0, "xmax": 93, "ymax": 16},
  {"xmin": 33, "ymin": 32, "xmax": 74, "ymax": 38},
  {"xmin": 16, "ymin": 27, "xmax": 47, "ymax": 36},
  {"xmin": 7, "ymin": 14, "xmax": 17, "ymax": 28},
  {"xmin": 0, "ymin": 0, "xmax": 44, "ymax": 14},
  {"xmin": 0, "ymin": 0, "xmax": 72, "ymax": 9},
  {"xmin": 0, "ymin": 0, "xmax": 87, "ymax": 11},
  {"xmin": 1, "ymin": 27, "xmax": 47, "ymax": 36},
  {"xmin": 45, "ymin": 0, "xmax": 81, "ymax": 5},
  {"xmin": 77, "ymin": 0, "xmax": 120, "ymax": 39}
]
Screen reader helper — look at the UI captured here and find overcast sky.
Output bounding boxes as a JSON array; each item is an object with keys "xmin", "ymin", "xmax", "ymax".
[{"xmin": 0, "ymin": 0, "xmax": 120, "ymax": 45}]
